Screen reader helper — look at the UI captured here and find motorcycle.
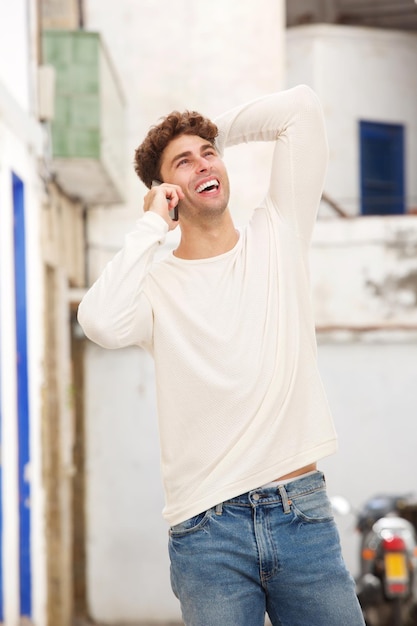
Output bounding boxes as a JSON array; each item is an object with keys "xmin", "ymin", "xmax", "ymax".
[{"xmin": 332, "ymin": 493, "xmax": 417, "ymax": 626}]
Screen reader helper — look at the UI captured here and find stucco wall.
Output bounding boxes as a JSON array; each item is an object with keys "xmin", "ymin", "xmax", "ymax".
[
  {"xmin": 312, "ymin": 216, "xmax": 417, "ymax": 328},
  {"xmin": 0, "ymin": 0, "xmax": 31, "ymax": 111},
  {"xmin": 318, "ymin": 336, "xmax": 417, "ymax": 576},
  {"xmin": 287, "ymin": 25, "xmax": 417, "ymax": 215}
]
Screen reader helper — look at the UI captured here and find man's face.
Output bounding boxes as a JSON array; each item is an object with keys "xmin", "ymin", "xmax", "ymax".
[{"xmin": 159, "ymin": 134, "xmax": 230, "ymax": 221}]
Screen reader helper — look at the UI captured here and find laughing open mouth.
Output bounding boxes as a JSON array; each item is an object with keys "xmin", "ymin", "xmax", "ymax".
[{"xmin": 196, "ymin": 179, "xmax": 220, "ymax": 193}]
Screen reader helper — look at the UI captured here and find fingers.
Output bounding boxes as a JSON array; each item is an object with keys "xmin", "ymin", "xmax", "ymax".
[
  {"xmin": 164, "ymin": 186, "xmax": 183, "ymax": 213},
  {"xmin": 143, "ymin": 183, "xmax": 184, "ymax": 228}
]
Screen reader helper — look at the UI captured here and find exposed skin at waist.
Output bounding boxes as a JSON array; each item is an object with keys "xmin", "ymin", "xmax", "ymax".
[{"xmin": 274, "ymin": 462, "xmax": 317, "ymax": 482}]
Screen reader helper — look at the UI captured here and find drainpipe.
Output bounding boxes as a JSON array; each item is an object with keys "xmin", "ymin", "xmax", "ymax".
[{"xmin": 78, "ymin": 0, "xmax": 84, "ymax": 29}]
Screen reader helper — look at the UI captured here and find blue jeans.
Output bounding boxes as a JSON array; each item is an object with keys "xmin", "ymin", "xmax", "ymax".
[{"xmin": 169, "ymin": 471, "xmax": 365, "ymax": 625}]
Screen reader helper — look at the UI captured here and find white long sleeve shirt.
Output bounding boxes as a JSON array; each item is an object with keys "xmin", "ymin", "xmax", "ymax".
[{"xmin": 78, "ymin": 85, "xmax": 337, "ymax": 526}]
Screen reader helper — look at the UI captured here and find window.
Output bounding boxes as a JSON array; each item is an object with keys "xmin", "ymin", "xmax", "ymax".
[{"xmin": 359, "ymin": 121, "xmax": 405, "ymax": 215}]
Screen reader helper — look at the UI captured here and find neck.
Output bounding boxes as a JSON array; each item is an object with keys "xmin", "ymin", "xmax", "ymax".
[{"xmin": 174, "ymin": 211, "xmax": 239, "ymax": 260}]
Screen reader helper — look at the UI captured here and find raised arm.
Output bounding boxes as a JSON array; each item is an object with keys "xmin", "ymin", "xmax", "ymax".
[
  {"xmin": 77, "ymin": 212, "xmax": 168, "ymax": 350},
  {"xmin": 214, "ymin": 85, "xmax": 328, "ymax": 242}
]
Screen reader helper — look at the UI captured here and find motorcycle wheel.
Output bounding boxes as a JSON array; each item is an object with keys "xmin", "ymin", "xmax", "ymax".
[{"xmin": 390, "ymin": 597, "xmax": 403, "ymax": 626}]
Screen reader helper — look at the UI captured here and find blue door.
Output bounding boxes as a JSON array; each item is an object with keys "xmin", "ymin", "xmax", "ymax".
[
  {"xmin": 12, "ymin": 172, "xmax": 32, "ymax": 618},
  {"xmin": 360, "ymin": 121, "xmax": 405, "ymax": 215},
  {"xmin": 0, "ymin": 244, "xmax": 3, "ymax": 623}
]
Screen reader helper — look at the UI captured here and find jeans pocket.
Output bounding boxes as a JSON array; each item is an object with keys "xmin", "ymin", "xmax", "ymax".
[
  {"xmin": 291, "ymin": 487, "xmax": 334, "ymax": 523},
  {"xmin": 169, "ymin": 508, "xmax": 212, "ymax": 537}
]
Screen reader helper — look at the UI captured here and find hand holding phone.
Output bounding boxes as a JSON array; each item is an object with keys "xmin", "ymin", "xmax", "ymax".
[{"xmin": 151, "ymin": 180, "xmax": 179, "ymax": 221}]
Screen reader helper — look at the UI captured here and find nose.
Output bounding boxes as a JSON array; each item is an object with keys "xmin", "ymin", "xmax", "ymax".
[{"xmin": 196, "ymin": 155, "xmax": 210, "ymax": 172}]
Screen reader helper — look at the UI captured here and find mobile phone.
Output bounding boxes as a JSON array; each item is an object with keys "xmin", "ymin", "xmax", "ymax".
[{"xmin": 151, "ymin": 180, "xmax": 179, "ymax": 221}]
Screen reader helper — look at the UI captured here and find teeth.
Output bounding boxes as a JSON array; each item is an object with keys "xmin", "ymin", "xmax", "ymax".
[{"xmin": 196, "ymin": 179, "xmax": 219, "ymax": 193}]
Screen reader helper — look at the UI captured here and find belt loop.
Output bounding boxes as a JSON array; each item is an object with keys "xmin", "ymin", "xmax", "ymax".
[
  {"xmin": 278, "ymin": 484, "xmax": 291, "ymax": 514},
  {"xmin": 215, "ymin": 502, "xmax": 223, "ymax": 516}
]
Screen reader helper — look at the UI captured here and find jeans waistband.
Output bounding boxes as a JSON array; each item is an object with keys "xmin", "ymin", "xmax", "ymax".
[{"xmin": 224, "ymin": 470, "xmax": 326, "ymax": 509}]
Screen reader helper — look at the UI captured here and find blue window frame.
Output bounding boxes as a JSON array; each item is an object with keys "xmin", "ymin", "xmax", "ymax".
[
  {"xmin": 359, "ymin": 121, "xmax": 405, "ymax": 215},
  {"xmin": 12, "ymin": 172, "xmax": 32, "ymax": 618}
]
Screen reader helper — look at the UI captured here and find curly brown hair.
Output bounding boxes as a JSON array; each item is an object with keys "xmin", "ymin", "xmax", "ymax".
[{"xmin": 134, "ymin": 110, "xmax": 218, "ymax": 189}]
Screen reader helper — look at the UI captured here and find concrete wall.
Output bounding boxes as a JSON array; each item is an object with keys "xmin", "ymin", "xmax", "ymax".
[
  {"xmin": 312, "ymin": 216, "xmax": 417, "ymax": 328},
  {"xmin": 293, "ymin": 21, "xmax": 417, "ymax": 585},
  {"xmin": 318, "ymin": 336, "xmax": 417, "ymax": 576},
  {"xmin": 0, "ymin": 0, "xmax": 31, "ymax": 110},
  {"xmin": 287, "ymin": 25, "xmax": 417, "ymax": 215}
]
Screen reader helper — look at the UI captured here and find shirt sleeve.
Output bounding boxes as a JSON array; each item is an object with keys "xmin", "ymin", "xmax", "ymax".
[
  {"xmin": 214, "ymin": 84, "xmax": 329, "ymax": 242},
  {"xmin": 77, "ymin": 211, "xmax": 169, "ymax": 350}
]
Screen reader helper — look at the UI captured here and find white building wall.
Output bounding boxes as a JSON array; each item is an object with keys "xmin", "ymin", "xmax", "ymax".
[
  {"xmin": 82, "ymin": 1, "xmax": 286, "ymax": 622},
  {"xmin": 0, "ymin": 0, "xmax": 31, "ymax": 110},
  {"xmin": 318, "ymin": 337, "xmax": 417, "ymax": 576},
  {"xmin": 0, "ymin": 94, "xmax": 46, "ymax": 626},
  {"xmin": 311, "ymin": 216, "xmax": 417, "ymax": 328},
  {"xmin": 287, "ymin": 24, "xmax": 417, "ymax": 579},
  {"xmin": 287, "ymin": 25, "xmax": 417, "ymax": 215},
  {"xmin": 0, "ymin": 1, "xmax": 46, "ymax": 625}
]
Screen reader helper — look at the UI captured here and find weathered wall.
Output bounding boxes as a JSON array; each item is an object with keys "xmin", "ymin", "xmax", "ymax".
[
  {"xmin": 40, "ymin": 0, "xmax": 80, "ymax": 30},
  {"xmin": 40, "ymin": 182, "xmax": 85, "ymax": 626},
  {"xmin": 312, "ymin": 217, "xmax": 417, "ymax": 328}
]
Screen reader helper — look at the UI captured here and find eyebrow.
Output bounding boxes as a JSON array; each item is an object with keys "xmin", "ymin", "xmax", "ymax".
[{"xmin": 169, "ymin": 143, "xmax": 216, "ymax": 168}]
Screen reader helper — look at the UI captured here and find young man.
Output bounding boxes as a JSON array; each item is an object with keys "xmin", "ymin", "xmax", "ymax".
[{"xmin": 78, "ymin": 85, "xmax": 365, "ymax": 625}]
